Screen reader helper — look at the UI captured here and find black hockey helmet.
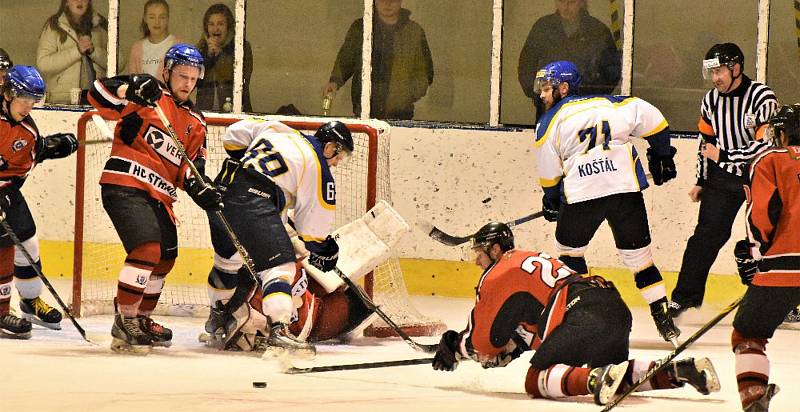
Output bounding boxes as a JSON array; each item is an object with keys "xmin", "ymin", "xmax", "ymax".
[
  {"xmin": 702, "ymin": 43, "xmax": 744, "ymax": 79},
  {"xmin": 0, "ymin": 48, "xmax": 12, "ymax": 71},
  {"xmin": 315, "ymin": 121, "xmax": 354, "ymax": 154},
  {"xmin": 472, "ymin": 222, "xmax": 515, "ymax": 253},
  {"xmin": 767, "ymin": 104, "xmax": 800, "ymax": 147}
]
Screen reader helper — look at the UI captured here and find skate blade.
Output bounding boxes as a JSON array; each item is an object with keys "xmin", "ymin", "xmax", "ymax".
[
  {"xmin": 0, "ymin": 329, "xmax": 32, "ymax": 340},
  {"xmin": 22, "ymin": 313, "xmax": 62, "ymax": 330},
  {"xmin": 695, "ymin": 357, "xmax": 721, "ymax": 394},
  {"xmin": 110, "ymin": 338, "xmax": 151, "ymax": 355},
  {"xmin": 597, "ymin": 361, "xmax": 629, "ymax": 405}
]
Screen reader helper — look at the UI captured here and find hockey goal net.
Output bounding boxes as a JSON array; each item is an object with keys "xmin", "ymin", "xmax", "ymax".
[{"xmin": 71, "ymin": 111, "xmax": 445, "ymax": 337}]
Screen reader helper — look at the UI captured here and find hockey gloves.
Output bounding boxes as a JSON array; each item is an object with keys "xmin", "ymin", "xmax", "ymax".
[
  {"xmin": 306, "ymin": 236, "xmax": 339, "ymax": 272},
  {"xmin": 126, "ymin": 74, "xmax": 161, "ymax": 107},
  {"xmin": 185, "ymin": 175, "xmax": 223, "ymax": 211},
  {"xmin": 646, "ymin": 146, "xmax": 678, "ymax": 186},
  {"xmin": 541, "ymin": 194, "xmax": 560, "ymax": 222},
  {"xmin": 433, "ymin": 330, "xmax": 462, "ymax": 371},
  {"xmin": 734, "ymin": 239, "xmax": 758, "ymax": 285},
  {"xmin": 38, "ymin": 133, "xmax": 78, "ymax": 161}
]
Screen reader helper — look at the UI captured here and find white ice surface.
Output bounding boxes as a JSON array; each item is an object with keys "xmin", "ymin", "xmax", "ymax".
[{"xmin": 1, "ymin": 295, "xmax": 799, "ymax": 412}]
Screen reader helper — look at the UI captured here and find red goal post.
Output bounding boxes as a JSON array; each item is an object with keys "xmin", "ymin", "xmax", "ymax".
[{"xmin": 72, "ymin": 111, "xmax": 445, "ymax": 338}]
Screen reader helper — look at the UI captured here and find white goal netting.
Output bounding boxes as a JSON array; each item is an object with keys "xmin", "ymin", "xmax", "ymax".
[{"xmin": 72, "ymin": 112, "xmax": 445, "ymax": 337}]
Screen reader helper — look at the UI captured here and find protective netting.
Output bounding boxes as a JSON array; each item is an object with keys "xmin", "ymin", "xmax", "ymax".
[{"xmin": 72, "ymin": 113, "xmax": 445, "ymax": 336}]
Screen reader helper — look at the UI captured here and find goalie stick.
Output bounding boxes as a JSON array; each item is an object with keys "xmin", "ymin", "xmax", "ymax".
[
  {"xmin": 601, "ymin": 295, "xmax": 743, "ymax": 411},
  {"xmin": 425, "ymin": 211, "xmax": 544, "ymax": 247},
  {"xmin": 334, "ymin": 267, "xmax": 438, "ymax": 353},
  {"xmin": 284, "ymin": 357, "xmax": 434, "ymax": 374},
  {"xmin": 0, "ymin": 215, "xmax": 92, "ymax": 343}
]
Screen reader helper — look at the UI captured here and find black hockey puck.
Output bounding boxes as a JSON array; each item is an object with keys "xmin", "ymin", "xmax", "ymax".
[{"xmin": 252, "ymin": 381, "xmax": 267, "ymax": 388}]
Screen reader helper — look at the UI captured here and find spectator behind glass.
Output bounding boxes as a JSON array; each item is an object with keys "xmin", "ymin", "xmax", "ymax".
[
  {"xmin": 196, "ymin": 3, "xmax": 253, "ymax": 112},
  {"xmin": 518, "ymin": 0, "xmax": 620, "ymax": 119},
  {"xmin": 0, "ymin": 48, "xmax": 12, "ymax": 87},
  {"xmin": 323, "ymin": 0, "xmax": 433, "ymax": 120},
  {"xmin": 36, "ymin": 0, "xmax": 108, "ymax": 104},
  {"xmin": 127, "ymin": 0, "xmax": 182, "ymax": 77}
]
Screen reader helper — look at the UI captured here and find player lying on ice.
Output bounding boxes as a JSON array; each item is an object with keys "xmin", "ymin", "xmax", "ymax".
[{"xmin": 431, "ymin": 222, "xmax": 721, "ymax": 406}]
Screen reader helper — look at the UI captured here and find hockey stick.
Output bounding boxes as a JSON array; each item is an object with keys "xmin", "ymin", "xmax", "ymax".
[
  {"xmin": 424, "ymin": 211, "xmax": 544, "ymax": 247},
  {"xmin": 601, "ymin": 295, "xmax": 743, "ymax": 411},
  {"xmin": 334, "ymin": 267, "xmax": 438, "ymax": 353},
  {"xmin": 0, "ymin": 215, "xmax": 92, "ymax": 343},
  {"xmin": 284, "ymin": 357, "xmax": 434, "ymax": 374},
  {"xmin": 153, "ymin": 104, "xmax": 260, "ymax": 340}
]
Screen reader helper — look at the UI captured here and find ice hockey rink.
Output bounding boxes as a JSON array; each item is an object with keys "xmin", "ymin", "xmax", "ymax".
[{"xmin": 2, "ymin": 294, "xmax": 798, "ymax": 412}]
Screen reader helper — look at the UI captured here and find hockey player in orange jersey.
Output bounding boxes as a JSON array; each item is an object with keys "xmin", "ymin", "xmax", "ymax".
[
  {"xmin": 730, "ymin": 104, "xmax": 800, "ymax": 411},
  {"xmin": 0, "ymin": 65, "xmax": 78, "ymax": 338},
  {"xmin": 89, "ymin": 43, "xmax": 222, "ymax": 354},
  {"xmin": 431, "ymin": 222, "xmax": 720, "ymax": 406}
]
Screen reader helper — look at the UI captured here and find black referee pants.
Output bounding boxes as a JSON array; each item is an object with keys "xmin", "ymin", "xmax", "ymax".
[{"xmin": 672, "ymin": 168, "xmax": 745, "ymax": 307}]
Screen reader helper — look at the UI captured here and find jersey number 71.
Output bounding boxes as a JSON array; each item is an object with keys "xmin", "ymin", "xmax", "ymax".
[{"xmin": 578, "ymin": 120, "xmax": 612, "ymax": 153}]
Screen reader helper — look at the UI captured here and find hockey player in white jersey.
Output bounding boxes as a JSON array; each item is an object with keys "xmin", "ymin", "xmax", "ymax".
[
  {"xmin": 204, "ymin": 119, "xmax": 353, "ymax": 352},
  {"xmin": 533, "ymin": 60, "xmax": 681, "ymax": 343}
]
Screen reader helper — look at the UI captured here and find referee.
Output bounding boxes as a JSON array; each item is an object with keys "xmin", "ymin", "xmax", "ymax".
[{"xmin": 670, "ymin": 43, "xmax": 779, "ymax": 318}]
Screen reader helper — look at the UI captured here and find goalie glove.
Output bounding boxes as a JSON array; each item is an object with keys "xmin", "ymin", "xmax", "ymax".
[
  {"xmin": 734, "ymin": 239, "xmax": 758, "ymax": 285},
  {"xmin": 37, "ymin": 133, "xmax": 78, "ymax": 161},
  {"xmin": 185, "ymin": 175, "xmax": 223, "ymax": 211},
  {"xmin": 432, "ymin": 330, "xmax": 463, "ymax": 371},
  {"xmin": 305, "ymin": 235, "xmax": 339, "ymax": 272},
  {"xmin": 125, "ymin": 74, "xmax": 161, "ymax": 107},
  {"xmin": 646, "ymin": 146, "xmax": 678, "ymax": 185}
]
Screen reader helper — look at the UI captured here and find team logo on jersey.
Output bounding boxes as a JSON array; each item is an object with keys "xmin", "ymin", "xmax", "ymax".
[
  {"xmin": 744, "ymin": 113, "xmax": 757, "ymax": 129},
  {"xmin": 11, "ymin": 138, "xmax": 27, "ymax": 153},
  {"xmin": 0, "ymin": 284, "xmax": 10, "ymax": 297},
  {"xmin": 136, "ymin": 274, "xmax": 148, "ymax": 286},
  {"xmin": 144, "ymin": 125, "xmax": 182, "ymax": 166}
]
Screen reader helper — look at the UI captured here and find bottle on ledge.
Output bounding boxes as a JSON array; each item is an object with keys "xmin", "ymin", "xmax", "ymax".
[
  {"xmin": 322, "ymin": 94, "xmax": 332, "ymax": 116},
  {"xmin": 222, "ymin": 97, "xmax": 233, "ymax": 113}
]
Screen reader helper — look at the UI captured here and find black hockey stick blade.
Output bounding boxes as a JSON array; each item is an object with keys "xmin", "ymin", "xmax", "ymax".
[
  {"xmin": 601, "ymin": 295, "xmax": 743, "ymax": 411},
  {"xmin": 285, "ymin": 357, "xmax": 435, "ymax": 374},
  {"xmin": 426, "ymin": 211, "xmax": 545, "ymax": 247}
]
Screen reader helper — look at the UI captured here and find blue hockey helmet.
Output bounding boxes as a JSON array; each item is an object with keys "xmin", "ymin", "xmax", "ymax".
[
  {"xmin": 4, "ymin": 65, "xmax": 45, "ymax": 102},
  {"xmin": 164, "ymin": 43, "xmax": 205, "ymax": 79},
  {"xmin": 533, "ymin": 60, "xmax": 582, "ymax": 95}
]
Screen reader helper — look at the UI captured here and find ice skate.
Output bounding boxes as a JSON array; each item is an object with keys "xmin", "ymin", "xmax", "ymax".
[
  {"xmin": 139, "ymin": 315, "xmax": 172, "ymax": 347},
  {"xmin": 0, "ymin": 313, "xmax": 32, "ymax": 339},
  {"xmin": 20, "ymin": 297, "xmax": 62, "ymax": 330},
  {"xmin": 744, "ymin": 384, "xmax": 779, "ymax": 412},
  {"xmin": 668, "ymin": 357, "xmax": 720, "ymax": 395},
  {"xmin": 588, "ymin": 360, "xmax": 629, "ymax": 405},
  {"xmin": 651, "ymin": 298, "xmax": 681, "ymax": 342},
  {"xmin": 779, "ymin": 307, "xmax": 800, "ymax": 330},
  {"xmin": 263, "ymin": 321, "xmax": 315, "ymax": 358},
  {"xmin": 110, "ymin": 302, "xmax": 152, "ymax": 355}
]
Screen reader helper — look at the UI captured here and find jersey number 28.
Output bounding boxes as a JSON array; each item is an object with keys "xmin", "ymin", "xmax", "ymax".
[{"xmin": 243, "ymin": 137, "xmax": 289, "ymax": 177}]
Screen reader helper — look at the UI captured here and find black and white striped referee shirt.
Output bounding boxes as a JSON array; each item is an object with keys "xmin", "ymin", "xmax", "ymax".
[{"xmin": 696, "ymin": 75, "xmax": 778, "ymax": 182}]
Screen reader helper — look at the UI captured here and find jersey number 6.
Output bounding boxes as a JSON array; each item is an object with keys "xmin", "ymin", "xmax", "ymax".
[{"xmin": 520, "ymin": 255, "xmax": 572, "ymax": 288}]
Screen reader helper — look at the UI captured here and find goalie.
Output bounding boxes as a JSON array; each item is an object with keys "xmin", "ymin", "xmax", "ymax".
[{"xmin": 203, "ymin": 199, "xmax": 410, "ymax": 351}]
